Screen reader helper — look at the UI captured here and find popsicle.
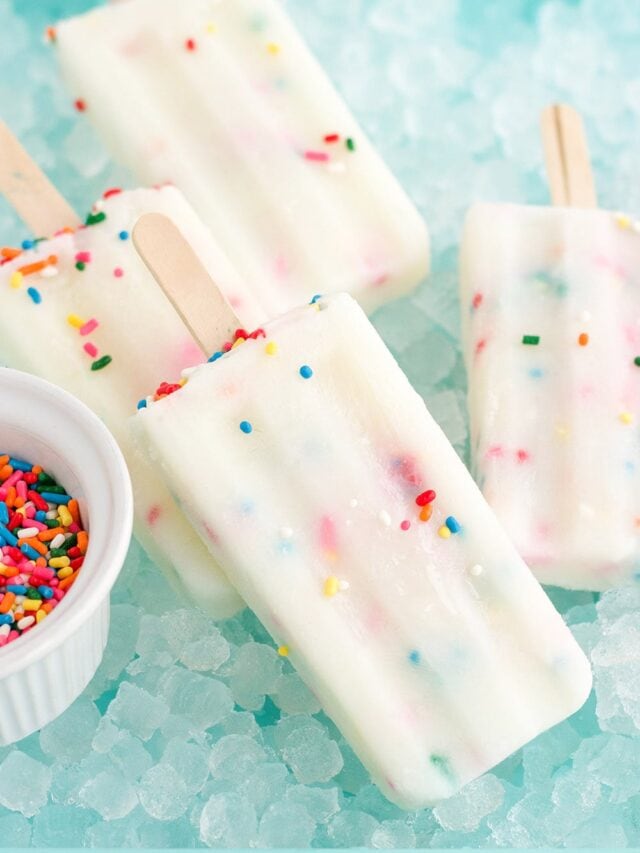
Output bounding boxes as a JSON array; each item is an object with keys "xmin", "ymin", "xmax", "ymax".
[
  {"xmin": 460, "ymin": 105, "xmax": 640, "ymax": 591},
  {"xmin": 53, "ymin": 0, "xmax": 429, "ymax": 320},
  {"xmin": 0, "ymin": 124, "xmax": 242, "ymax": 617},
  {"xmin": 132, "ymin": 214, "xmax": 592, "ymax": 809}
]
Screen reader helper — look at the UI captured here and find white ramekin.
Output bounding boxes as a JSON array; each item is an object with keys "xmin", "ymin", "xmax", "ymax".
[{"xmin": 0, "ymin": 368, "xmax": 133, "ymax": 745}]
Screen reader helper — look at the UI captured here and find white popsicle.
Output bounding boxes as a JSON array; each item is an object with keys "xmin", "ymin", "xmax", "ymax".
[
  {"xmin": 134, "ymin": 288, "xmax": 591, "ymax": 809},
  {"xmin": 0, "ymin": 185, "xmax": 243, "ymax": 616},
  {"xmin": 54, "ymin": 0, "xmax": 429, "ymax": 319}
]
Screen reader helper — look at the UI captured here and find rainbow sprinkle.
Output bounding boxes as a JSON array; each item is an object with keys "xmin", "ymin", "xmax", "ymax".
[{"xmin": 0, "ymin": 455, "xmax": 89, "ymax": 648}]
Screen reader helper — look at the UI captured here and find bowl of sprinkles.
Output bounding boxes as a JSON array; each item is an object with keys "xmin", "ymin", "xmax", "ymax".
[{"xmin": 0, "ymin": 367, "xmax": 132, "ymax": 745}]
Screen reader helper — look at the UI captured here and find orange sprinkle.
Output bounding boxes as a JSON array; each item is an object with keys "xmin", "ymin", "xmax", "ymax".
[
  {"xmin": 22, "ymin": 538, "xmax": 47, "ymax": 556},
  {"xmin": 17, "ymin": 255, "xmax": 57, "ymax": 277},
  {"xmin": 42, "ymin": 601, "xmax": 55, "ymax": 614},
  {"xmin": 578, "ymin": 333, "xmax": 589, "ymax": 346},
  {"xmin": 5, "ymin": 487, "xmax": 16, "ymax": 509},
  {"xmin": 59, "ymin": 571, "xmax": 78, "ymax": 591},
  {"xmin": 45, "ymin": 25, "xmax": 56, "ymax": 42},
  {"xmin": 419, "ymin": 504, "xmax": 433, "ymax": 522},
  {"xmin": 1, "ymin": 248, "xmax": 21, "ymax": 261},
  {"xmin": 14, "ymin": 497, "xmax": 25, "ymax": 509},
  {"xmin": 0, "ymin": 566, "xmax": 18, "ymax": 578},
  {"xmin": 37, "ymin": 526, "xmax": 64, "ymax": 542},
  {"xmin": 0, "ymin": 455, "xmax": 9, "ymax": 467},
  {"xmin": 0, "ymin": 465, "xmax": 13, "ymax": 481},
  {"xmin": 77, "ymin": 531, "xmax": 88, "ymax": 554},
  {"xmin": 32, "ymin": 465, "xmax": 43, "ymax": 475},
  {"xmin": 0, "ymin": 592, "xmax": 15, "ymax": 614},
  {"xmin": 35, "ymin": 557, "xmax": 47, "ymax": 567},
  {"xmin": 68, "ymin": 498, "xmax": 80, "ymax": 525}
]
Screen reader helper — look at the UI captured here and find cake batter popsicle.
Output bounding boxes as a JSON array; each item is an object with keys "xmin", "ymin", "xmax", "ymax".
[
  {"xmin": 132, "ymin": 214, "xmax": 591, "ymax": 809},
  {"xmin": 461, "ymin": 105, "xmax": 640, "ymax": 591},
  {"xmin": 53, "ymin": 0, "xmax": 429, "ymax": 319},
  {"xmin": 0, "ymin": 124, "xmax": 242, "ymax": 616}
]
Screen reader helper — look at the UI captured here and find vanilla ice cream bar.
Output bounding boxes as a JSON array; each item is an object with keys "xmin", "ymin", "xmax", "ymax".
[
  {"xmin": 461, "ymin": 203, "xmax": 640, "ymax": 591},
  {"xmin": 134, "ymin": 292, "xmax": 591, "ymax": 808},
  {"xmin": 0, "ymin": 186, "xmax": 242, "ymax": 617},
  {"xmin": 54, "ymin": 0, "xmax": 429, "ymax": 320}
]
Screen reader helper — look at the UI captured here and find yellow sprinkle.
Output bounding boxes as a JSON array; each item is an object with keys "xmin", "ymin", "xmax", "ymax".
[
  {"xmin": 615, "ymin": 212, "xmax": 632, "ymax": 230},
  {"xmin": 265, "ymin": 341, "xmax": 278, "ymax": 356},
  {"xmin": 438, "ymin": 525, "xmax": 451, "ymax": 539},
  {"xmin": 324, "ymin": 575, "xmax": 339, "ymax": 597},
  {"xmin": 57, "ymin": 566, "xmax": 73, "ymax": 579},
  {"xmin": 36, "ymin": 609, "xmax": 47, "ymax": 623},
  {"xmin": 58, "ymin": 506, "xmax": 73, "ymax": 527},
  {"xmin": 205, "ymin": 22, "xmax": 216, "ymax": 33},
  {"xmin": 49, "ymin": 556, "xmax": 70, "ymax": 569},
  {"xmin": 267, "ymin": 42, "xmax": 280, "ymax": 54},
  {"xmin": 232, "ymin": 337, "xmax": 245, "ymax": 349},
  {"xmin": 277, "ymin": 645, "xmax": 289, "ymax": 657},
  {"xmin": 9, "ymin": 271, "xmax": 23, "ymax": 289},
  {"xmin": 555, "ymin": 424, "xmax": 570, "ymax": 438},
  {"xmin": 23, "ymin": 599, "xmax": 42, "ymax": 612},
  {"xmin": 67, "ymin": 313, "xmax": 84, "ymax": 328},
  {"xmin": 179, "ymin": 377, "xmax": 188, "ymax": 387},
  {"xmin": 620, "ymin": 411, "xmax": 634, "ymax": 425}
]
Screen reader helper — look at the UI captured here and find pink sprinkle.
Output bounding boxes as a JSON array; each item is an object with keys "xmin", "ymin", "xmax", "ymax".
[
  {"xmin": 400, "ymin": 520, "xmax": 411, "ymax": 531},
  {"xmin": 147, "ymin": 505, "xmax": 161, "ymax": 526},
  {"xmin": 475, "ymin": 338, "xmax": 487, "ymax": 355},
  {"xmin": 83, "ymin": 342, "xmax": 98, "ymax": 358},
  {"xmin": 319, "ymin": 515, "xmax": 338, "ymax": 557},
  {"xmin": 472, "ymin": 292, "xmax": 483, "ymax": 310},
  {"xmin": 113, "ymin": 267, "xmax": 124, "ymax": 278},
  {"xmin": 516, "ymin": 449, "xmax": 530, "ymax": 463},
  {"xmin": 304, "ymin": 150, "xmax": 329, "ymax": 163},
  {"xmin": 69, "ymin": 523, "xmax": 79, "ymax": 533},
  {"xmin": 486, "ymin": 445, "xmax": 504, "ymax": 458},
  {"xmin": 79, "ymin": 318, "xmax": 98, "ymax": 336},
  {"xmin": 75, "ymin": 251, "xmax": 92, "ymax": 263}
]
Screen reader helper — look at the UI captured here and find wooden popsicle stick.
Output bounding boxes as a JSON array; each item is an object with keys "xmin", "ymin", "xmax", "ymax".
[
  {"xmin": 0, "ymin": 121, "xmax": 81, "ymax": 235},
  {"xmin": 133, "ymin": 212, "xmax": 240, "ymax": 357},
  {"xmin": 540, "ymin": 104, "xmax": 597, "ymax": 208}
]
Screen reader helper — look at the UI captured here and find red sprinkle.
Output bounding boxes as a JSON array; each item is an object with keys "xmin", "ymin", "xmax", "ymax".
[
  {"xmin": 74, "ymin": 99, "xmax": 86, "ymax": 112},
  {"xmin": 516, "ymin": 449, "xmax": 530, "ymax": 463},
  {"xmin": 416, "ymin": 490, "xmax": 436, "ymax": 507},
  {"xmin": 400, "ymin": 520, "xmax": 411, "ymax": 531},
  {"xmin": 102, "ymin": 187, "xmax": 123, "ymax": 199},
  {"xmin": 472, "ymin": 293, "xmax": 483, "ymax": 310},
  {"xmin": 324, "ymin": 133, "xmax": 340, "ymax": 143},
  {"xmin": 185, "ymin": 38, "xmax": 197, "ymax": 51}
]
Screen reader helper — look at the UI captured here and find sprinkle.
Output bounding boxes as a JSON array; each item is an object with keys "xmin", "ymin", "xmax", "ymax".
[
  {"xmin": 205, "ymin": 22, "xmax": 216, "ymax": 34},
  {"xmin": 113, "ymin": 267, "xmax": 124, "ymax": 278},
  {"xmin": 118, "ymin": 230, "xmax": 129, "ymax": 241},
  {"xmin": 304, "ymin": 150, "xmax": 329, "ymax": 163},
  {"xmin": 323, "ymin": 576, "xmax": 340, "ymax": 597},
  {"xmin": 400, "ymin": 520, "xmax": 411, "ymax": 531},
  {"xmin": 266, "ymin": 42, "xmax": 280, "ymax": 54},
  {"xmin": 578, "ymin": 332, "xmax": 589, "ymax": 346},
  {"xmin": 185, "ymin": 38, "xmax": 197, "ymax": 51},
  {"xmin": 239, "ymin": 420, "xmax": 253, "ymax": 434},
  {"xmin": 472, "ymin": 292, "xmax": 483, "ymax": 310},
  {"xmin": 83, "ymin": 343, "xmax": 98, "ymax": 358},
  {"xmin": 67, "ymin": 314, "xmax": 84, "ymax": 328},
  {"xmin": 75, "ymin": 261, "xmax": 86, "ymax": 271},
  {"xmin": 324, "ymin": 133, "xmax": 340, "ymax": 143},
  {"xmin": 470, "ymin": 564, "xmax": 483, "ymax": 576},
  {"xmin": 9, "ymin": 271, "xmax": 23, "ymax": 289},
  {"xmin": 208, "ymin": 351, "xmax": 223, "ymax": 363},
  {"xmin": 277, "ymin": 645, "xmax": 289, "ymax": 657},
  {"xmin": 620, "ymin": 411, "xmax": 634, "ymax": 425},
  {"xmin": 74, "ymin": 99, "xmax": 86, "ymax": 112},
  {"xmin": 27, "ymin": 287, "xmax": 42, "ymax": 304},
  {"xmin": 75, "ymin": 251, "xmax": 91, "ymax": 263},
  {"xmin": 445, "ymin": 516, "xmax": 461, "ymax": 534},
  {"xmin": 379, "ymin": 510, "xmax": 391, "ymax": 526},
  {"xmin": 137, "ymin": 399, "xmax": 147, "ymax": 410},
  {"xmin": 309, "ymin": 294, "xmax": 323, "ymax": 304},
  {"xmin": 615, "ymin": 212, "xmax": 632, "ymax": 229},
  {"xmin": 522, "ymin": 335, "xmax": 540, "ymax": 345},
  {"xmin": 438, "ymin": 525, "xmax": 451, "ymax": 539},
  {"xmin": 79, "ymin": 318, "xmax": 98, "ymax": 336},
  {"xmin": 408, "ymin": 650, "xmax": 420, "ymax": 665},
  {"xmin": 634, "ymin": 357, "xmax": 640, "ymax": 367},
  {"xmin": 91, "ymin": 355, "xmax": 112, "ymax": 371},
  {"xmin": 265, "ymin": 341, "xmax": 278, "ymax": 356},
  {"xmin": 18, "ymin": 255, "xmax": 57, "ymax": 276},
  {"xmin": 85, "ymin": 211, "xmax": 106, "ymax": 226},
  {"xmin": 299, "ymin": 365, "xmax": 313, "ymax": 379},
  {"xmin": 416, "ymin": 490, "xmax": 436, "ymax": 506},
  {"xmin": 345, "ymin": 137, "xmax": 356, "ymax": 151},
  {"xmin": 419, "ymin": 504, "xmax": 433, "ymax": 522},
  {"xmin": 45, "ymin": 25, "xmax": 56, "ymax": 43}
]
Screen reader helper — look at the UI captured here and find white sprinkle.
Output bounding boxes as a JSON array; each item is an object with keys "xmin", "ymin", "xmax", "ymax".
[
  {"xmin": 349, "ymin": 498, "xmax": 358, "ymax": 508},
  {"xmin": 470, "ymin": 564, "xmax": 483, "ymax": 576},
  {"xmin": 17, "ymin": 615, "xmax": 35, "ymax": 631},
  {"xmin": 279, "ymin": 526, "xmax": 293, "ymax": 539},
  {"xmin": 46, "ymin": 510, "xmax": 58, "ymax": 519},
  {"xmin": 51, "ymin": 533, "xmax": 66, "ymax": 550},
  {"xmin": 17, "ymin": 527, "xmax": 38, "ymax": 539},
  {"xmin": 580, "ymin": 310, "xmax": 591, "ymax": 323},
  {"xmin": 338, "ymin": 580, "xmax": 350, "ymax": 591},
  {"xmin": 41, "ymin": 265, "xmax": 58, "ymax": 278},
  {"xmin": 379, "ymin": 510, "xmax": 391, "ymax": 526},
  {"xmin": 0, "ymin": 624, "xmax": 10, "ymax": 638}
]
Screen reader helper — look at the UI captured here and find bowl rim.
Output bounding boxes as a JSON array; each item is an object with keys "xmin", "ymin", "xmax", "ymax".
[{"xmin": 0, "ymin": 368, "xmax": 133, "ymax": 678}]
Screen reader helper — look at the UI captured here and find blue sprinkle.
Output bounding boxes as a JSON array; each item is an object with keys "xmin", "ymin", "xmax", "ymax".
[
  {"xmin": 208, "ymin": 351, "xmax": 223, "ymax": 363},
  {"xmin": 137, "ymin": 399, "xmax": 147, "ymax": 410},
  {"xmin": 309, "ymin": 294, "xmax": 322, "ymax": 304},
  {"xmin": 299, "ymin": 365, "xmax": 313, "ymax": 379},
  {"xmin": 408, "ymin": 650, "xmax": 421, "ymax": 665},
  {"xmin": 118, "ymin": 230, "xmax": 129, "ymax": 240},
  {"xmin": 7, "ymin": 585, "xmax": 27, "ymax": 595},
  {"xmin": 529, "ymin": 367, "xmax": 544, "ymax": 379},
  {"xmin": 445, "ymin": 516, "xmax": 461, "ymax": 534},
  {"xmin": 35, "ymin": 511, "xmax": 46, "ymax": 522},
  {"xmin": 21, "ymin": 239, "xmax": 34, "ymax": 250},
  {"xmin": 27, "ymin": 287, "xmax": 42, "ymax": 304},
  {"xmin": 625, "ymin": 460, "xmax": 635, "ymax": 473},
  {"xmin": 20, "ymin": 544, "xmax": 40, "ymax": 561},
  {"xmin": 0, "ymin": 614, "xmax": 13, "ymax": 625},
  {"xmin": 38, "ymin": 586, "xmax": 54, "ymax": 600},
  {"xmin": 0, "ymin": 523, "xmax": 18, "ymax": 547},
  {"xmin": 40, "ymin": 492, "xmax": 71, "ymax": 505},
  {"xmin": 0, "ymin": 503, "xmax": 8, "ymax": 525},
  {"xmin": 239, "ymin": 420, "xmax": 253, "ymax": 434},
  {"xmin": 9, "ymin": 458, "xmax": 31, "ymax": 472}
]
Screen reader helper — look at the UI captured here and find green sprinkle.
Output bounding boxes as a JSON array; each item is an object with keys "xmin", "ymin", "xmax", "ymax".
[
  {"xmin": 35, "ymin": 484, "xmax": 65, "ymax": 495},
  {"xmin": 44, "ymin": 519, "xmax": 60, "ymax": 529},
  {"xmin": 430, "ymin": 753, "xmax": 455, "ymax": 782},
  {"xmin": 85, "ymin": 211, "xmax": 106, "ymax": 226},
  {"xmin": 91, "ymin": 355, "xmax": 112, "ymax": 372},
  {"xmin": 75, "ymin": 261, "xmax": 86, "ymax": 271},
  {"xmin": 522, "ymin": 335, "xmax": 540, "ymax": 346},
  {"xmin": 634, "ymin": 356, "xmax": 640, "ymax": 367},
  {"xmin": 346, "ymin": 137, "xmax": 356, "ymax": 151}
]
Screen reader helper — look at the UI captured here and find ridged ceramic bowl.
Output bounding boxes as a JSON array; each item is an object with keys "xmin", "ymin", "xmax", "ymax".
[{"xmin": 0, "ymin": 368, "xmax": 132, "ymax": 745}]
